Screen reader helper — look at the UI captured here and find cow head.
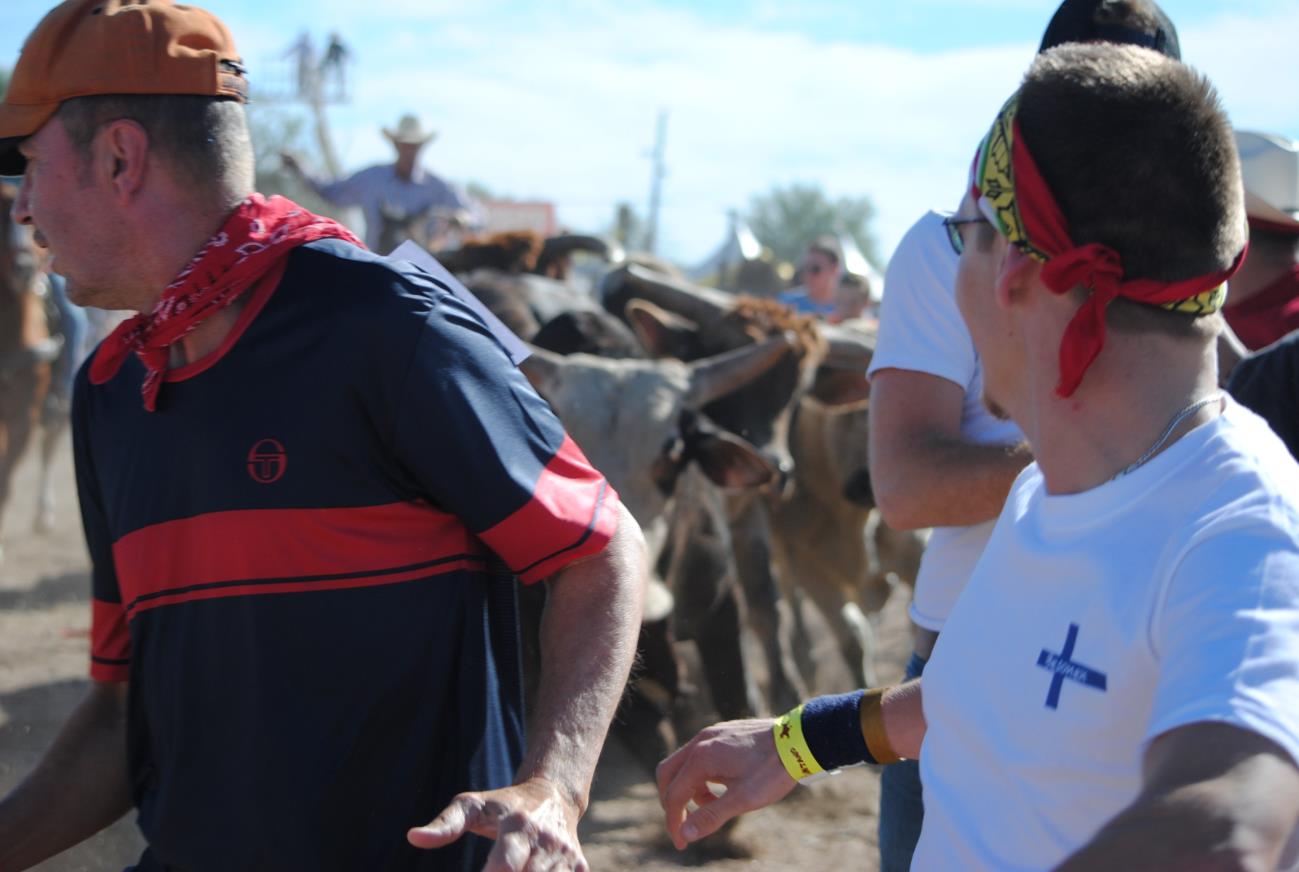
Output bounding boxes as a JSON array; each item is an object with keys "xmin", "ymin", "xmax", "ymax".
[
  {"xmin": 603, "ymin": 264, "xmax": 837, "ymax": 492},
  {"xmin": 519, "ymin": 337, "xmax": 789, "ymax": 527}
]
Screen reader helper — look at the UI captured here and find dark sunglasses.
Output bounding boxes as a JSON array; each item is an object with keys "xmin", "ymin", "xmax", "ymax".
[{"xmin": 942, "ymin": 215, "xmax": 990, "ymax": 256}]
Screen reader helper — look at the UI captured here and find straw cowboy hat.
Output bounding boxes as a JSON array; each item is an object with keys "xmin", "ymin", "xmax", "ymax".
[
  {"xmin": 382, "ymin": 114, "xmax": 436, "ymax": 147},
  {"xmin": 1235, "ymin": 130, "xmax": 1299, "ymax": 233}
]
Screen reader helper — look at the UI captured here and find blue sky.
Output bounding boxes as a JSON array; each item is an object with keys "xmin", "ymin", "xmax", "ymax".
[{"xmin": 4, "ymin": 1, "xmax": 1297, "ymax": 265}]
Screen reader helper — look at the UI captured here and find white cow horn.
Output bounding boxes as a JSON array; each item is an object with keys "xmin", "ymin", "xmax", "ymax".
[{"xmin": 686, "ymin": 335, "xmax": 791, "ymax": 407}]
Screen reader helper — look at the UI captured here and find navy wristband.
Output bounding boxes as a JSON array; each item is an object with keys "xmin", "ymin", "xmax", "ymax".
[{"xmin": 800, "ymin": 690, "xmax": 876, "ymax": 770}]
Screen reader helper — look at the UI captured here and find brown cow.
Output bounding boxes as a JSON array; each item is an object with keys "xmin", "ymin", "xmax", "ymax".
[
  {"xmin": 0, "ymin": 185, "xmax": 58, "ymax": 561},
  {"xmin": 603, "ymin": 265, "xmax": 877, "ymax": 714},
  {"xmin": 772, "ymin": 392, "xmax": 929, "ymax": 689}
]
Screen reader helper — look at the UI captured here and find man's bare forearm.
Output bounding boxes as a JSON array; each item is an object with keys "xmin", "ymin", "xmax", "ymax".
[
  {"xmin": 880, "ymin": 679, "xmax": 926, "ymax": 761},
  {"xmin": 875, "ymin": 433, "xmax": 1030, "ymax": 530},
  {"xmin": 868, "ymin": 369, "xmax": 1031, "ymax": 530},
  {"xmin": 0, "ymin": 682, "xmax": 133, "ymax": 870},
  {"xmin": 519, "ymin": 503, "xmax": 647, "ymax": 814},
  {"xmin": 1056, "ymin": 724, "xmax": 1299, "ymax": 872},
  {"xmin": 1054, "ymin": 789, "xmax": 1278, "ymax": 872}
]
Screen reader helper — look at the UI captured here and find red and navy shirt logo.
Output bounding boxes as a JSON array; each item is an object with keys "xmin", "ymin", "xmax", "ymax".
[{"xmin": 247, "ymin": 439, "xmax": 287, "ymax": 484}]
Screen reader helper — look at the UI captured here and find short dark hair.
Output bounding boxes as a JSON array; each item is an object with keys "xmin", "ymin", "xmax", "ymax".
[
  {"xmin": 56, "ymin": 94, "xmax": 253, "ymax": 197},
  {"xmin": 1018, "ymin": 43, "xmax": 1245, "ymax": 336}
]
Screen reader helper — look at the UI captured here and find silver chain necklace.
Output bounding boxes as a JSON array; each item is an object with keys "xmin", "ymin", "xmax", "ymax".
[{"xmin": 1113, "ymin": 393, "xmax": 1222, "ymax": 480}]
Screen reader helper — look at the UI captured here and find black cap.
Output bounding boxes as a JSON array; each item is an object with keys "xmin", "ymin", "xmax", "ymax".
[{"xmin": 1039, "ymin": 0, "xmax": 1180, "ymax": 59}]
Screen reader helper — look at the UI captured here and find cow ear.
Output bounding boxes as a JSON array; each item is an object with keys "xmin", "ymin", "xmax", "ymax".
[
  {"xmin": 627, "ymin": 298, "xmax": 698, "ymax": 359},
  {"xmin": 693, "ymin": 430, "xmax": 778, "ymax": 489},
  {"xmin": 810, "ymin": 367, "xmax": 872, "ymax": 405}
]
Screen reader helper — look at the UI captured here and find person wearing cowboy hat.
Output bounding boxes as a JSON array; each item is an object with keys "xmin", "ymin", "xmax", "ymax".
[
  {"xmin": 282, "ymin": 112, "xmax": 483, "ymax": 252},
  {"xmin": 1221, "ymin": 130, "xmax": 1299, "ymax": 351}
]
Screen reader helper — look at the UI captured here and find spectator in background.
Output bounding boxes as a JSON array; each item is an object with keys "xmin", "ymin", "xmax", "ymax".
[
  {"xmin": 1222, "ymin": 130, "xmax": 1299, "ymax": 350},
  {"xmin": 779, "ymin": 236, "xmax": 841, "ymax": 317},
  {"xmin": 831, "ymin": 273, "xmax": 872, "ymax": 323},
  {"xmin": 319, "ymin": 31, "xmax": 350, "ymax": 99},
  {"xmin": 282, "ymin": 113, "xmax": 482, "ymax": 252}
]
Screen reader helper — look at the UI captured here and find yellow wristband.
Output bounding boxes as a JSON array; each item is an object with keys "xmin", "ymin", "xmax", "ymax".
[{"xmin": 772, "ymin": 705, "xmax": 824, "ymax": 782}]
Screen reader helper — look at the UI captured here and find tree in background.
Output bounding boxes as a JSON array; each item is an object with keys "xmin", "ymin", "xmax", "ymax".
[{"xmin": 746, "ymin": 183, "xmax": 880, "ymax": 267}]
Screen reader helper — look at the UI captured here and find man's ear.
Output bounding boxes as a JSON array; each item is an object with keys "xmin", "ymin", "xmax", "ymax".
[
  {"xmin": 96, "ymin": 119, "xmax": 150, "ymax": 202},
  {"xmin": 995, "ymin": 244, "xmax": 1040, "ymax": 310}
]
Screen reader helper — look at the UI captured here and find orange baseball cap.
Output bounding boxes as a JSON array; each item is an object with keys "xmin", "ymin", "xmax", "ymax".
[{"xmin": 0, "ymin": 0, "xmax": 248, "ymax": 175}]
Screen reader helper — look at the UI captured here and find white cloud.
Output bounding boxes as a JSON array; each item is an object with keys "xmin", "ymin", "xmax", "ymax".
[{"xmin": 301, "ymin": 2, "xmax": 1042, "ymax": 264}]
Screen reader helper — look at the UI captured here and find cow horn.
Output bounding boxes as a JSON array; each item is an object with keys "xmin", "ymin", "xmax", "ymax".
[
  {"xmin": 686, "ymin": 335, "xmax": 791, "ymax": 407},
  {"xmin": 603, "ymin": 264, "xmax": 732, "ymax": 324},
  {"xmin": 820, "ymin": 323, "xmax": 876, "ymax": 372},
  {"xmin": 540, "ymin": 234, "xmax": 619, "ymax": 263}
]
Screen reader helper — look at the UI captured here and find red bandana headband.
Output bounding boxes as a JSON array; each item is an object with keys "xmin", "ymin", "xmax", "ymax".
[
  {"xmin": 91, "ymin": 194, "xmax": 364, "ymax": 411},
  {"xmin": 969, "ymin": 94, "xmax": 1246, "ymax": 397}
]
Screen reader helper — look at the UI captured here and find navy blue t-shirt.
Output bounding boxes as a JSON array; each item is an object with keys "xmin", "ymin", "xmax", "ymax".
[
  {"xmin": 73, "ymin": 239, "xmax": 620, "ymax": 872},
  {"xmin": 1229, "ymin": 329, "xmax": 1299, "ymax": 463}
]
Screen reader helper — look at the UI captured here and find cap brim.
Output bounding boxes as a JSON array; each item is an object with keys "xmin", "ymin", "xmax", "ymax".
[
  {"xmin": 1245, "ymin": 190, "xmax": 1299, "ymax": 231},
  {"xmin": 0, "ymin": 101, "xmax": 61, "ymax": 175}
]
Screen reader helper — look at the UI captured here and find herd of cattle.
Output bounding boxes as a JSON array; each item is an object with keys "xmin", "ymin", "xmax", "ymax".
[
  {"xmin": 448, "ymin": 231, "xmax": 928, "ymax": 771},
  {"xmin": 0, "ymin": 209, "xmax": 930, "ymax": 788}
]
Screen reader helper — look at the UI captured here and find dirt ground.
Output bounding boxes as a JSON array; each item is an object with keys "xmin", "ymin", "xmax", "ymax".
[{"xmin": 0, "ymin": 438, "xmax": 910, "ymax": 871}]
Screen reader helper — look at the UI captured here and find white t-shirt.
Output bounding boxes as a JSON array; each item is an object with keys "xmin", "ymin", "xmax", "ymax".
[
  {"xmin": 868, "ymin": 210, "xmax": 1023, "ymax": 631},
  {"xmin": 915, "ymin": 400, "xmax": 1299, "ymax": 871}
]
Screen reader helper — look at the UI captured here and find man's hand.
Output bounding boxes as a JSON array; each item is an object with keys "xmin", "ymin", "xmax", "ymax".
[
  {"xmin": 655, "ymin": 719, "xmax": 796, "ymax": 850},
  {"xmin": 408, "ymin": 777, "xmax": 587, "ymax": 872}
]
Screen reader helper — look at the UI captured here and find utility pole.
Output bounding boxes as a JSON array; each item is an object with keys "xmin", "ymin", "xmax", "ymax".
[{"xmin": 644, "ymin": 110, "xmax": 668, "ymax": 255}]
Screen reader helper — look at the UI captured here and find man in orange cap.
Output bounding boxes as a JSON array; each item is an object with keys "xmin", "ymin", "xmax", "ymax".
[{"xmin": 0, "ymin": 3, "xmax": 646, "ymax": 871}]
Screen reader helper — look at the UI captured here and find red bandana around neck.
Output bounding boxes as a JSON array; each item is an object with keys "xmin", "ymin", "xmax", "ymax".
[
  {"xmin": 969, "ymin": 94, "xmax": 1246, "ymax": 397},
  {"xmin": 90, "ymin": 194, "xmax": 364, "ymax": 411}
]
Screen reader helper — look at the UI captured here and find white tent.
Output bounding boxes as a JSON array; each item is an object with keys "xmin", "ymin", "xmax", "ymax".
[
  {"xmin": 838, "ymin": 233, "xmax": 885, "ymax": 300},
  {"xmin": 689, "ymin": 212, "xmax": 763, "ymax": 283}
]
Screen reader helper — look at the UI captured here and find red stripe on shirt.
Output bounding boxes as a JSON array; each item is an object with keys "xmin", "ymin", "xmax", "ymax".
[
  {"xmin": 111, "ymin": 502, "xmax": 486, "ymax": 611},
  {"xmin": 127, "ymin": 557, "xmax": 487, "ymax": 616},
  {"xmin": 479, "ymin": 435, "xmax": 621, "ymax": 584},
  {"xmin": 91, "ymin": 597, "xmax": 131, "ymax": 683}
]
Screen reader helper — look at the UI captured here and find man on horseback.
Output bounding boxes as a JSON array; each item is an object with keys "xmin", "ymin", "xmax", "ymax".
[{"xmin": 0, "ymin": 2, "xmax": 646, "ymax": 871}]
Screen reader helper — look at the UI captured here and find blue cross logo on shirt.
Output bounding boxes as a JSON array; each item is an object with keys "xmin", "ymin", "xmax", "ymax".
[{"xmin": 1036, "ymin": 623, "xmax": 1108, "ymax": 710}]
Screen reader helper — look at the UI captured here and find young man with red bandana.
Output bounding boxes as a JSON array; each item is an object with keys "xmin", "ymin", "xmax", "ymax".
[
  {"xmin": 866, "ymin": 3, "xmax": 1179, "ymax": 868},
  {"xmin": 658, "ymin": 44, "xmax": 1299, "ymax": 871},
  {"xmin": 0, "ymin": 2, "xmax": 646, "ymax": 871}
]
